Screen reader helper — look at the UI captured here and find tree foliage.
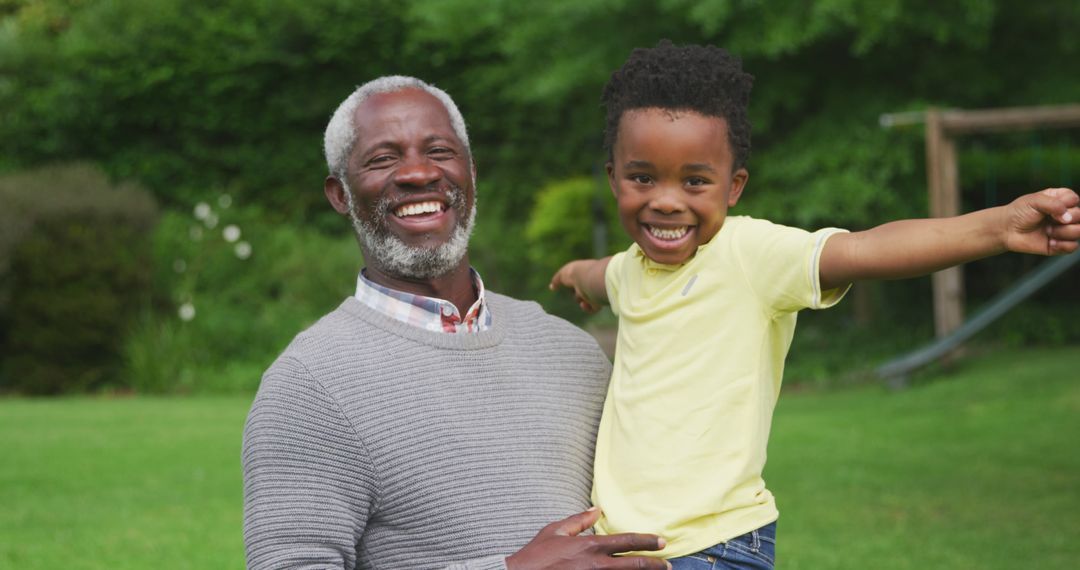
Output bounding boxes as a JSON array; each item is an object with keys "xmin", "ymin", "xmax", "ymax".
[{"xmin": 3, "ymin": 0, "xmax": 1079, "ymax": 301}]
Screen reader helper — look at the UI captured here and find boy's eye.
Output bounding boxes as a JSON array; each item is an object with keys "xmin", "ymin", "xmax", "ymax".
[
  {"xmin": 686, "ymin": 177, "xmax": 710, "ymax": 187},
  {"xmin": 629, "ymin": 174, "xmax": 653, "ymax": 185}
]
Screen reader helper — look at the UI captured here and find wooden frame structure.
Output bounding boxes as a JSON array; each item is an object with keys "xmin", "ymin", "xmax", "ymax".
[{"xmin": 883, "ymin": 104, "xmax": 1080, "ymax": 337}]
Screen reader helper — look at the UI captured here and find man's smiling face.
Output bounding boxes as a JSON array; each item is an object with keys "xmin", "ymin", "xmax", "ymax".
[{"xmin": 343, "ymin": 87, "xmax": 476, "ymax": 279}]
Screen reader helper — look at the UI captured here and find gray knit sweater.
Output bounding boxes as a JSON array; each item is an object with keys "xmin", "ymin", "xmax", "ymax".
[{"xmin": 243, "ymin": 294, "xmax": 612, "ymax": 570}]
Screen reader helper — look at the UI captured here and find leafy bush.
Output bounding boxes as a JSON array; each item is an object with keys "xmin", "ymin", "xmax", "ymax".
[
  {"xmin": 525, "ymin": 176, "xmax": 629, "ymax": 320},
  {"xmin": 0, "ymin": 163, "xmax": 157, "ymax": 394},
  {"xmin": 123, "ymin": 201, "xmax": 361, "ymax": 393}
]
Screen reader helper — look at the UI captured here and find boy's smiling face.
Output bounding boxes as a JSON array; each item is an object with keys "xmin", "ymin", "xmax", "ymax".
[{"xmin": 608, "ymin": 108, "xmax": 749, "ymax": 266}]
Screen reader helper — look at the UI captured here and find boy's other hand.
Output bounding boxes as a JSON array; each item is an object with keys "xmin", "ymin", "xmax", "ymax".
[
  {"xmin": 505, "ymin": 507, "xmax": 670, "ymax": 570},
  {"xmin": 551, "ymin": 260, "xmax": 604, "ymax": 313},
  {"xmin": 1004, "ymin": 187, "xmax": 1080, "ymax": 255}
]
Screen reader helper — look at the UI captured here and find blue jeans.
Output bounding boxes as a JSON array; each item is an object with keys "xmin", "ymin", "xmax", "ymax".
[{"xmin": 668, "ymin": 522, "xmax": 776, "ymax": 570}]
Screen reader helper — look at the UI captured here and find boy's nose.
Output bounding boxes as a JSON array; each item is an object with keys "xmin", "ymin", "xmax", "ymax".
[{"xmin": 649, "ymin": 187, "xmax": 685, "ymax": 213}]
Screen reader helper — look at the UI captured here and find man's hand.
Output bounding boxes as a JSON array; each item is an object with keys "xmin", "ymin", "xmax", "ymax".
[
  {"xmin": 505, "ymin": 508, "xmax": 670, "ymax": 570},
  {"xmin": 550, "ymin": 258, "xmax": 611, "ymax": 314},
  {"xmin": 1004, "ymin": 187, "xmax": 1080, "ymax": 255}
]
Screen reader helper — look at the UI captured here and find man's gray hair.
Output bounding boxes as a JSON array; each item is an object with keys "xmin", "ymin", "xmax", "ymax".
[{"xmin": 323, "ymin": 76, "xmax": 471, "ymax": 179}]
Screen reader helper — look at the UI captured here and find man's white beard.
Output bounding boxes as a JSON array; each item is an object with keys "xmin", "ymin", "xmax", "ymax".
[{"xmin": 343, "ymin": 180, "xmax": 475, "ymax": 280}]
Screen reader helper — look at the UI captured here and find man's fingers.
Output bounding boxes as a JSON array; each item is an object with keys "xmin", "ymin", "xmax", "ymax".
[
  {"xmin": 551, "ymin": 507, "xmax": 602, "ymax": 537},
  {"xmin": 604, "ymin": 556, "xmax": 672, "ymax": 570},
  {"xmin": 592, "ymin": 532, "xmax": 666, "ymax": 554}
]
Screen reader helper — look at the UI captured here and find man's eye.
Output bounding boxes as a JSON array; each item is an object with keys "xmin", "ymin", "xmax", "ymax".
[
  {"xmin": 367, "ymin": 155, "xmax": 396, "ymax": 167},
  {"xmin": 429, "ymin": 147, "xmax": 455, "ymax": 158}
]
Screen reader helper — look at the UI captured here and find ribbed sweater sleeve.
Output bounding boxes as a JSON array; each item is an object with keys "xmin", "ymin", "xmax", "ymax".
[{"xmin": 242, "ymin": 355, "xmax": 376, "ymax": 569}]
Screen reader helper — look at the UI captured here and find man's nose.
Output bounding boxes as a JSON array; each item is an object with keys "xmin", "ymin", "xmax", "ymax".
[{"xmin": 393, "ymin": 155, "xmax": 441, "ymax": 188}]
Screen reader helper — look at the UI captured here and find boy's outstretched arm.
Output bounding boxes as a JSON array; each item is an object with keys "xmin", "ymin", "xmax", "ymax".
[
  {"xmin": 819, "ymin": 187, "xmax": 1080, "ymax": 290},
  {"xmin": 550, "ymin": 257, "xmax": 612, "ymax": 313}
]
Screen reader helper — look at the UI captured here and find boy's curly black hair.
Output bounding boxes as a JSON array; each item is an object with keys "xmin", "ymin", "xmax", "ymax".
[{"xmin": 602, "ymin": 40, "xmax": 755, "ymax": 171}]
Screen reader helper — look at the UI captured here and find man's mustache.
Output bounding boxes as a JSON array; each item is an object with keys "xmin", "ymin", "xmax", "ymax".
[{"xmin": 373, "ymin": 182, "xmax": 466, "ymax": 221}]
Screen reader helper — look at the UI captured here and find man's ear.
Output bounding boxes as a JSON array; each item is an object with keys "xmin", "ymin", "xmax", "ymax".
[
  {"xmin": 728, "ymin": 168, "xmax": 749, "ymax": 207},
  {"xmin": 324, "ymin": 175, "xmax": 351, "ymax": 215}
]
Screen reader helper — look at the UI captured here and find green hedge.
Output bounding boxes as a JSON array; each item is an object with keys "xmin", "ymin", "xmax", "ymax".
[{"xmin": 0, "ymin": 163, "xmax": 157, "ymax": 394}]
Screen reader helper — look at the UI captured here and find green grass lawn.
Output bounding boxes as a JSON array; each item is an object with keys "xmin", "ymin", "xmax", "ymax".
[
  {"xmin": 768, "ymin": 345, "xmax": 1080, "ymax": 568},
  {"xmin": 0, "ymin": 397, "xmax": 249, "ymax": 570},
  {"xmin": 1, "ymin": 345, "xmax": 1077, "ymax": 569}
]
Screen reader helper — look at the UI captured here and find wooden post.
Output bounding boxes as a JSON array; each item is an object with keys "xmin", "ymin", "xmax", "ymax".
[
  {"xmin": 876, "ymin": 103, "xmax": 1080, "ymax": 375},
  {"xmin": 925, "ymin": 109, "xmax": 965, "ymax": 337}
]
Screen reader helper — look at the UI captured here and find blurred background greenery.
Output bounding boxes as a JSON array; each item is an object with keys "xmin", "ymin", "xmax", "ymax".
[
  {"xmin": 2, "ymin": 2, "xmax": 1079, "ymax": 569},
  {"xmin": 1, "ymin": 0, "xmax": 1078, "ymax": 394}
]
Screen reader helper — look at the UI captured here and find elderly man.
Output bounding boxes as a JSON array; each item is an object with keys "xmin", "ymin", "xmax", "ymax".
[{"xmin": 242, "ymin": 76, "xmax": 668, "ymax": 570}]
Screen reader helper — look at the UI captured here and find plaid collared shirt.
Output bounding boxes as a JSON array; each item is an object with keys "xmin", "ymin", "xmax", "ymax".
[{"xmin": 354, "ymin": 269, "xmax": 493, "ymax": 333}]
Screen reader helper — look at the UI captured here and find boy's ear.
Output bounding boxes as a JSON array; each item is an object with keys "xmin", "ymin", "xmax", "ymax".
[
  {"xmin": 324, "ymin": 175, "xmax": 351, "ymax": 215},
  {"xmin": 606, "ymin": 162, "xmax": 617, "ymax": 197},
  {"xmin": 727, "ymin": 168, "xmax": 749, "ymax": 207}
]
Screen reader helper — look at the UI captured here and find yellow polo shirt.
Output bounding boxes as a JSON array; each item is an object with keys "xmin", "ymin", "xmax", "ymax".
[{"xmin": 593, "ymin": 216, "xmax": 849, "ymax": 558}]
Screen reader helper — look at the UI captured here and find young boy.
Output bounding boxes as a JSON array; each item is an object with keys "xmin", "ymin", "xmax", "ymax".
[{"xmin": 550, "ymin": 41, "xmax": 1080, "ymax": 569}]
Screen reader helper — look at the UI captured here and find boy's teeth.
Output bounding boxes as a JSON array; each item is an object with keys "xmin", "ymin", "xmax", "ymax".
[
  {"xmin": 395, "ymin": 201, "xmax": 442, "ymax": 217},
  {"xmin": 648, "ymin": 225, "xmax": 688, "ymax": 240}
]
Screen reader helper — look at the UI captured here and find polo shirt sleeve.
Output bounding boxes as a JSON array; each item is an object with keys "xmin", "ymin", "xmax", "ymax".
[
  {"xmin": 604, "ymin": 250, "xmax": 629, "ymax": 317},
  {"xmin": 730, "ymin": 218, "xmax": 850, "ymax": 316}
]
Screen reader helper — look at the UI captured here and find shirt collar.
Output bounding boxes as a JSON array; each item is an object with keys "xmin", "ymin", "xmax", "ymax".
[
  {"xmin": 632, "ymin": 240, "xmax": 714, "ymax": 272},
  {"xmin": 354, "ymin": 268, "xmax": 492, "ymax": 333}
]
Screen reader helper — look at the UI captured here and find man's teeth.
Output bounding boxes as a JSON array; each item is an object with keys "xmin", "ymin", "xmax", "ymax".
[
  {"xmin": 648, "ymin": 225, "xmax": 689, "ymax": 240},
  {"xmin": 395, "ymin": 201, "xmax": 443, "ymax": 217}
]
